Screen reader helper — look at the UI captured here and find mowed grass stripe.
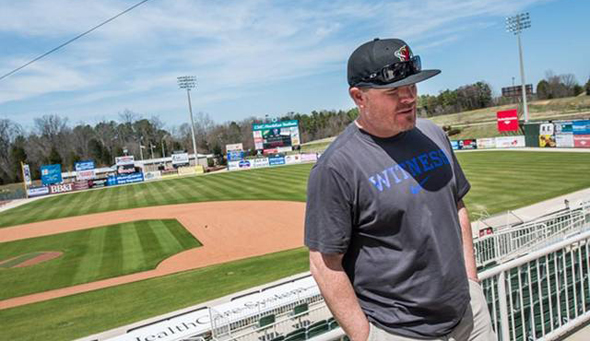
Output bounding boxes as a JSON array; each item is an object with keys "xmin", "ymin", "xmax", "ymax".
[
  {"xmin": 135, "ymin": 221, "xmax": 166, "ymax": 267},
  {"xmin": 163, "ymin": 219, "xmax": 201, "ymax": 250},
  {"xmin": 99, "ymin": 224, "xmax": 123, "ymax": 278},
  {"xmin": 149, "ymin": 180, "xmax": 180, "ymax": 205},
  {"xmin": 70, "ymin": 227, "xmax": 107, "ymax": 285},
  {"xmin": 120, "ymin": 222, "xmax": 146, "ymax": 273},
  {"xmin": 148, "ymin": 220, "xmax": 184, "ymax": 256},
  {"xmin": 0, "ymin": 219, "xmax": 199, "ymax": 300}
]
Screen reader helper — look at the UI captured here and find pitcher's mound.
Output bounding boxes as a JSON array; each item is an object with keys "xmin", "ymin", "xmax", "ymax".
[{"xmin": 0, "ymin": 252, "xmax": 63, "ymax": 269}]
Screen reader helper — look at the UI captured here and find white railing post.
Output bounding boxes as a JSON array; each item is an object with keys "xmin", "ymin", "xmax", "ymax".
[{"xmin": 497, "ymin": 271, "xmax": 511, "ymax": 341}]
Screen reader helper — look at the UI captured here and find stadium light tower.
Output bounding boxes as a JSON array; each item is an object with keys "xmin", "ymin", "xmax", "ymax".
[
  {"xmin": 177, "ymin": 76, "xmax": 199, "ymax": 165},
  {"xmin": 506, "ymin": 12, "xmax": 531, "ymax": 122}
]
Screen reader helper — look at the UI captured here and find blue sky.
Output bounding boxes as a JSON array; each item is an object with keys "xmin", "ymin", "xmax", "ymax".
[{"xmin": 0, "ymin": 0, "xmax": 588, "ymax": 130}]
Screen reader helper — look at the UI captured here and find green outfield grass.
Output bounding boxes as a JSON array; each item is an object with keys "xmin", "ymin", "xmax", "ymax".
[
  {"xmin": 1, "ymin": 151, "xmax": 590, "ymax": 228},
  {"xmin": 0, "ymin": 219, "xmax": 200, "ymax": 300},
  {"xmin": 2, "ymin": 151, "xmax": 590, "ymax": 341},
  {"xmin": 0, "ymin": 165, "xmax": 311, "ymax": 228},
  {"xmin": 0, "ymin": 247, "xmax": 310, "ymax": 341}
]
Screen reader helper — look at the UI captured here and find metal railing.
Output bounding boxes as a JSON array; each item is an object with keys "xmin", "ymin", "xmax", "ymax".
[
  {"xmin": 479, "ymin": 229, "xmax": 590, "ymax": 340},
  {"xmin": 475, "ymin": 202, "xmax": 590, "ymax": 267},
  {"xmin": 295, "ymin": 230, "xmax": 590, "ymax": 341},
  {"xmin": 213, "ymin": 303, "xmax": 333, "ymax": 341}
]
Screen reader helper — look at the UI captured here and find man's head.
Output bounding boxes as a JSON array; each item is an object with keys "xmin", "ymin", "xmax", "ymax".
[{"xmin": 347, "ymin": 38, "xmax": 440, "ymax": 137}]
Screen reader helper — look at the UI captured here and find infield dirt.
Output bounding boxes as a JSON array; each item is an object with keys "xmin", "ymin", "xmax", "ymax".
[{"xmin": 0, "ymin": 200, "xmax": 305, "ymax": 309}]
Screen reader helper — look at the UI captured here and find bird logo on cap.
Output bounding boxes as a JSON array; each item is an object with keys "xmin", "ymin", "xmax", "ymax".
[{"xmin": 394, "ymin": 45, "xmax": 411, "ymax": 62}]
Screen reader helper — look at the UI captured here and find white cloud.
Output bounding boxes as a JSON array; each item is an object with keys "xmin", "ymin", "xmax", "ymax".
[{"xmin": 0, "ymin": 0, "xmax": 554, "ymax": 122}]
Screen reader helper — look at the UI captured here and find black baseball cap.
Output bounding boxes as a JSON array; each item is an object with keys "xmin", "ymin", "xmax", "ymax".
[{"xmin": 347, "ymin": 38, "xmax": 441, "ymax": 89}]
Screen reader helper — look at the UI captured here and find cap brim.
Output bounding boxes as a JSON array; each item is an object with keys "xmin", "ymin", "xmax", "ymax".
[{"xmin": 354, "ymin": 69, "xmax": 441, "ymax": 89}]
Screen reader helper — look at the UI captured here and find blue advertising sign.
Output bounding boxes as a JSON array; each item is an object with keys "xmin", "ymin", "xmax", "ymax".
[
  {"xmin": 227, "ymin": 151, "xmax": 244, "ymax": 162},
  {"xmin": 450, "ymin": 141, "xmax": 460, "ymax": 150},
  {"xmin": 41, "ymin": 164, "xmax": 62, "ymax": 185},
  {"xmin": 116, "ymin": 173, "xmax": 144, "ymax": 185},
  {"xmin": 238, "ymin": 160, "xmax": 251, "ymax": 168},
  {"xmin": 75, "ymin": 160, "xmax": 95, "ymax": 171},
  {"xmin": 107, "ymin": 175, "xmax": 118, "ymax": 186},
  {"xmin": 573, "ymin": 120, "xmax": 590, "ymax": 135},
  {"xmin": 268, "ymin": 156, "xmax": 286, "ymax": 166}
]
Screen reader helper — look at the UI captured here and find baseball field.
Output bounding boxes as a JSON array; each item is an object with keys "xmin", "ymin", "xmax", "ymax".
[{"xmin": 1, "ymin": 151, "xmax": 590, "ymax": 341}]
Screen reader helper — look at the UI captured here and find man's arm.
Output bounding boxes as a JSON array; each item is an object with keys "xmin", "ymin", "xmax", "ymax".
[
  {"xmin": 309, "ymin": 250, "xmax": 369, "ymax": 341},
  {"xmin": 457, "ymin": 199, "xmax": 478, "ymax": 281}
]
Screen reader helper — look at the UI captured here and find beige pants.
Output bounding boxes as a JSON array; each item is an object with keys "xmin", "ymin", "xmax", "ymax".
[{"xmin": 367, "ymin": 280, "xmax": 497, "ymax": 341}]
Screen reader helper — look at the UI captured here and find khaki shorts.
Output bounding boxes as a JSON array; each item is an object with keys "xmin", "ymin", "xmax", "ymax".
[{"xmin": 367, "ymin": 280, "xmax": 497, "ymax": 341}]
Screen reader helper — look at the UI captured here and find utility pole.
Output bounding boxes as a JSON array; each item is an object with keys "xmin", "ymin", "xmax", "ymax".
[
  {"xmin": 506, "ymin": 12, "xmax": 531, "ymax": 122},
  {"xmin": 177, "ymin": 76, "xmax": 198, "ymax": 166}
]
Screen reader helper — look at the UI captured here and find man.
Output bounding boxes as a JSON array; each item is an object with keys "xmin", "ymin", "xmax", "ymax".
[{"xmin": 304, "ymin": 38, "xmax": 495, "ymax": 341}]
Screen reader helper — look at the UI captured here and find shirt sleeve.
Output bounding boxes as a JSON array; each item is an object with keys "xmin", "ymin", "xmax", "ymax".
[{"xmin": 304, "ymin": 163, "xmax": 353, "ymax": 254}]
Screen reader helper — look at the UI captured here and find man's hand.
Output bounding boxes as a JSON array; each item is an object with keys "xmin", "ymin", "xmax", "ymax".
[
  {"xmin": 309, "ymin": 250, "xmax": 370, "ymax": 341},
  {"xmin": 457, "ymin": 200, "xmax": 478, "ymax": 282}
]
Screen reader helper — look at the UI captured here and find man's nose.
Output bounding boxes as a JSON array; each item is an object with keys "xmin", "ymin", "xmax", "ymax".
[{"xmin": 399, "ymin": 85, "xmax": 416, "ymax": 104}]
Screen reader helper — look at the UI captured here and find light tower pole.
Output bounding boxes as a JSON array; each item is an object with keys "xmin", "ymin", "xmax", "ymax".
[
  {"xmin": 506, "ymin": 12, "xmax": 531, "ymax": 122},
  {"xmin": 177, "ymin": 76, "xmax": 198, "ymax": 166}
]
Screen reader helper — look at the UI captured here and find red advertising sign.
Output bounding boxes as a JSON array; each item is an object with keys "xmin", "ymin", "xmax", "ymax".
[
  {"xmin": 574, "ymin": 135, "xmax": 590, "ymax": 148},
  {"xmin": 497, "ymin": 109, "xmax": 519, "ymax": 132}
]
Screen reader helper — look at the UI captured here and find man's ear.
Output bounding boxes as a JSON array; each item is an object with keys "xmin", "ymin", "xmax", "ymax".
[{"xmin": 349, "ymin": 87, "xmax": 366, "ymax": 108}]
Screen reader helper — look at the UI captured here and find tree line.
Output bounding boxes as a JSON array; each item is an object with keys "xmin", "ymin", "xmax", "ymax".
[{"xmin": 1, "ymin": 72, "xmax": 588, "ymax": 185}]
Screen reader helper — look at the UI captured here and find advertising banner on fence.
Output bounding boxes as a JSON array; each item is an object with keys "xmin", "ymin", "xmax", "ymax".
[
  {"xmin": 539, "ymin": 123, "xmax": 556, "ymax": 147},
  {"xmin": 253, "ymin": 158, "xmax": 270, "ymax": 168},
  {"xmin": 495, "ymin": 136, "xmax": 525, "ymax": 148},
  {"xmin": 573, "ymin": 120, "xmax": 590, "ymax": 135},
  {"xmin": 27, "ymin": 186, "xmax": 49, "ymax": 198},
  {"xmin": 269, "ymin": 156, "xmax": 286, "ymax": 166},
  {"xmin": 49, "ymin": 183, "xmax": 74, "ymax": 194},
  {"xmin": 227, "ymin": 151, "xmax": 244, "ymax": 162},
  {"xmin": 285, "ymin": 155, "xmax": 301, "ymax": 164},
  {"xmin": 178, "ymin": 166, "xmax": 196, "ymax": 176},
  {"xmin": 41, "ymin": 164, "xmax": 62, "ymax": 185},
  {"xmin": 574, "ymin": 135, "xmax": 590, "ymax": 148},
  {"xmin": 459, "ymin": 139, "xmax": 477, "ymax": 150},
  {"xmin": 227, "ymin": 161, "xmax": 240, "ymax": 171},
  {"xmin": 115, "ymin": 155, "xmax": 135, "ymax": 166},
  {"xmin": 76, "ymin": 169, "xmax": 96, "ymax": 181},
  {"xmin": 450, "ymin": 141, "xmax": 460, "ymax": 150},
  {"xmin": 22, "ymin": 164, "xmax": 32, "ymax": 185},
  {"xmin": 238, "ymin": 160, "xmax": 251, "ymax": 169},
  {"xmin": 75, "ymin": 160, "xmax": 95, "ymax": 171},
  {"xmin": 73, "ymin": 181, "xmax": 89, "ymax": 191},
  {"xmin": 556, "ymin": 134, "xmax": 574, "ymax": 148},
  {"xmin": 144, "ymin": 171, "xmax": 162, "ymax": 181},
  {"xmin": 300, "ymin": 153, "xmax": 318, "ymax": 162},
  {"xmin": 116, "ymin": 173, "xmax": 144, "ymax": 185},
  {"xmin": 555, "ymin": 121, "xmax": 573, "ymax": 134},
  {"xmin": 497, "ymin": 109, "xmax": 519, "ymax": 132},
  {"xmin": 476, "ymin": 138, "xmax": 496, "ymax": 149},
  {"xmin": 89, "ymin": 178, "xmax": 108, "ymax": 188},
  {"xmin": 172, "ymin": 153, "xmax": 189, "ymax": 165}
]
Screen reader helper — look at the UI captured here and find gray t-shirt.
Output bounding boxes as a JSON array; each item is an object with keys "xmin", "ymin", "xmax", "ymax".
[{"xmin": 304, "ymin": 119, "xmax": 471, "ymax": 338}]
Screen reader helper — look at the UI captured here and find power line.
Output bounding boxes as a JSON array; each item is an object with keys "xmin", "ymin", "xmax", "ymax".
[{"xmin": 0, "ymin": 0, "xmax": 152, "ymax": 82}]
